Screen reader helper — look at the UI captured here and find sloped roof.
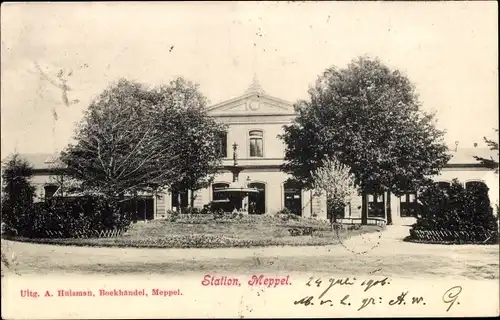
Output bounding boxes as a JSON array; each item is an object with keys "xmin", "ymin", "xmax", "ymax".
[
  {"xmin": 447, "ymin": 147, "xmax": 499, "ymax": 165},
  {"xmin": 4, "ymin": 153, "xmax": 65, "ymax": 170},
  {"xmin": 7, "ymin": 147, "xmax": 498, "ymax": 171}
]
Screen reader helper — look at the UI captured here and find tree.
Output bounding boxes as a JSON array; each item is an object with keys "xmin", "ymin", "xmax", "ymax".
[
  {"xmin": 60, "ymin": 79, "xmax": 181, "ymax": 198},
  {"xmin": 281, "ymin": 56, "xmax": 451, "ymax": 225},
  {"xmin": 311, "ymin": 158, "xmax": 358, "ymax": 223},
  {"xmin": 474, "ymin": 128, "xmax": 499, "ymax": 173},
  {"xmin": 150, "ymin": 78, "xmax": 227, "ymax": 210},
  {"xmin": 1, "ymin": 154, "xmax": 36, "ymax": 235},
  {"xmin": 60, "ymin": 77, "xmax": 226, "ymax": 213}
]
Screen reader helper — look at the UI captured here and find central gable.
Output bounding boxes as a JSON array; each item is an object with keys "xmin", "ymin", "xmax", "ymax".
[
  {"xmin": 207, "ymin": 76, "xmax": 296, "ymax": 116},
  {"xmin": 207, "ymin": 93, "xmax": 296, "ymax": 116}
]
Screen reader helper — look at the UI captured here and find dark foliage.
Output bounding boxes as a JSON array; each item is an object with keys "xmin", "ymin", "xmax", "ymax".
[
  {"xmin": 280, "ymin": 56, "xmax": 451, "ymax": 225},
  {"xmin": 474, "ymin": 128, "xmax": 499, "ymax": 173},
  {"xmin": 411, "ymin": 179, "xmax": 498, "ymax": 243},
  {"xmin": 11, "ymin": 196, "xmax": 133, "ymax": 239},
  {"xmin": 1, "ymin": 154, "xmax": 36, "ymax": 235}
]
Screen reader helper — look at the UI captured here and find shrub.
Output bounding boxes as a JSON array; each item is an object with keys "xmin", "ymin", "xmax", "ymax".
[
  {"xmin": 13, "ymin": 196, "xmax": 132, "ymax": 239},
  {"xmin": 1, "ymin": 154, "xmax": 36, "ymax": 236},
  {"xmin": 276, "ymin": 208, "xmax": 300, "ymax": 221},
  {"xmin": 165, "ymin": 209, "xmax": 179, "ymax": 222},
  {"xmin": 182, "ymin": 207, "xmax": 202, "ymax": 215},
  {"xmin": 410, "ymin": 179, "xmax": 499, "ymax": 243},
  {"xmin": 212, "ymin": 209, "xmax": 225, "ymax": 220}
]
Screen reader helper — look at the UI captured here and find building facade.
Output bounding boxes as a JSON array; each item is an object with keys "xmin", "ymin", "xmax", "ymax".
[{"xmin": 13, "ymin": 79, "xmax": 499, "ymax": 225}]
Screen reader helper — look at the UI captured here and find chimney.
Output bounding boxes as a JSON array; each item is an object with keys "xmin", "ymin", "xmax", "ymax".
[{"xmin": 454, "ymin": 141, "xmax": 459, "ymax": 152}]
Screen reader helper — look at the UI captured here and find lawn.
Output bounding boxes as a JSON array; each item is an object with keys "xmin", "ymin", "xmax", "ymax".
[{"xmin": 4, "ymin": 214, "xmax": 383, "ymax": 249}]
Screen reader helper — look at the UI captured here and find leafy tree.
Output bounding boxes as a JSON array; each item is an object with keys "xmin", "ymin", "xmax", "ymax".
[
  {"xmin": 150, "ymin": 78, "xmax": 227, "ymax": 209},
  {"xmin": 60, "ymin": 79, "xmax": 181, "ymax": 198},
  {"xmin": 60, "ymin": 77, "xmax": 226, "ymax": 214},
  {"xmin": 1, "ymin": 154, "xmax": 36, "ymax": 235},
  {"xmin": 281, "ymin": 56, "xmax": 451, "ymax": 225},
  {"xmin": 311, "ymin": 158, "xmax": 358, "ymax": 223},
  {"xmin": 474, "ymin": 128, "xmax": 499, "ymax": 173}
]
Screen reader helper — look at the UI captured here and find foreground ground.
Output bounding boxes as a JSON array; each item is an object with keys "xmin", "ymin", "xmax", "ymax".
[
  {"xmin": 3, "ymin": 215, "xmax": 380, "ymax": 248},
  {"xmin": 1, "ymin": 225, "xmax": 498, "ymax": 280}
]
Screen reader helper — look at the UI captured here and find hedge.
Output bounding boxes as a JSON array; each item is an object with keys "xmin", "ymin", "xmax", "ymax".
[{"xmin": 406, "ymin": 179, "xmax": 499, "ymax": 244}]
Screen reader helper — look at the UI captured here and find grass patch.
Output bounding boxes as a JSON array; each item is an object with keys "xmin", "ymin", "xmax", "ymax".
[{"xmin": 5, "ymin": 215, "xmax": 382, "ymax": 249}]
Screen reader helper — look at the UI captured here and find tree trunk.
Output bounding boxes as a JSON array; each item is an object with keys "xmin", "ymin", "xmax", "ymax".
[
  {"xmin": 361, "ymin": 191, "xmax": 368, "ymax": 225},
  {"xmin": 116, "ymin": 192, "xmax": 125, "ymax": 227},
  {"xmin": 190, "ymin": 190, "xmax": 195, "ymax": 208},
  {"xmin": 60, "ymin": 174, "xmax": 64, "ymax": 197},
  {"xmin": 133, "ymin": 194, "xmax": 138, "ymax": 223},
  {"xmin": 177, "ymin": 191, "xmax": 182, "ymax": 214},
  {"xmin": 386, "ymin": 190, "xmax": 393, "ymax": 225}
]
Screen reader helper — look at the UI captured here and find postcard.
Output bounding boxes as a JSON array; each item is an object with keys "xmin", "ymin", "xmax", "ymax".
[{"xmin": 1, "ymin": 1, "xmax": 499, "ymax": 319}]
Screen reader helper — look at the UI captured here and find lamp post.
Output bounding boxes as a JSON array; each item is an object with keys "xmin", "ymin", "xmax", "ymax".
[
  {"xmin": 230, "ymin": 142, "xmax": 243, "ymax": 183},
  {"xmin": 232, "ymin": 142, "xmax": 238, "ymax": 166}
]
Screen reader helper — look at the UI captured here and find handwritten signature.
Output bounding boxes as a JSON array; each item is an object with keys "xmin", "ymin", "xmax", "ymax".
[
  {"xmin": 295, "ymin": 277, "xmax": 462, "ymax": 313},
  {"xmin": 442, "ymin": 286, "xmax": 462, "ymax": 312}
]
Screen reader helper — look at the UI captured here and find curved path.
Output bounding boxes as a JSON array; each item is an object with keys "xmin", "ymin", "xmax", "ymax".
[{"xmin": 2, "ymin": 226, "xmax": 498, "ymax": 279}]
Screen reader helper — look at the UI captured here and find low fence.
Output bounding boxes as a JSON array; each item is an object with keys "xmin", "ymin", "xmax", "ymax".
[
  {"xmin": 409, "ymin": 228, "xmax": 499, "ymax": 244},
  {"xmin": 44, "ymin": 228, "xmax": 128, "ymax": 239},
  {"xmin": 336, "ymin": 217, "xmax": 387, "ymax": 227}
]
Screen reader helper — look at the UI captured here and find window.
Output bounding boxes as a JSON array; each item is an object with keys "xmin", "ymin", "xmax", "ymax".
[
  {"xmin": 217, "ymin": 132, "xmax": 228, "ymax": 158},
  {"xmin": 465, "ymin": 181, "xmax": 487, "ymax": 190},
  {"xmin": 249, "ymin": 130, "xmax": 263, "ymax": 157},
  {"xmin": 437, "ymin": 181, "xmax": 451, "ymax": 190},
  {"xmin": 400, "ymin": 192, "xmax": 419, "ymax": 217},
  {"xmin": 368, "ymin": 193, "xmax": 385, "ymax": 218},
  {"xmin": 44, "ymin": 185, "xmax": 59, "ymax": 199}
]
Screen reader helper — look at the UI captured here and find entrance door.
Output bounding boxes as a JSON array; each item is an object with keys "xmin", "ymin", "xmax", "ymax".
[
  {"xmin": 127, "ymin": 197, "xmax": 155, "ymax": 221},
  {"xmin": 137, "ymin": 198, "xmax": 154, "ymax": 220},
  {"xmin": 248, "ymin": 182, "xmax": 266, "ymax": 214},
  {"xmin": 171, "ymin": 189, "xmax": 188, "ymax": 212},
  {"xmin": 284, "ymin": 181, "xmax": 302, "ymax": 215}
]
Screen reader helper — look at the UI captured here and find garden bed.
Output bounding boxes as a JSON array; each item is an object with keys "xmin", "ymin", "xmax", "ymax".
[{"xmin": 3, "ymin": 215, "xmax": 381, "ymax": 249}]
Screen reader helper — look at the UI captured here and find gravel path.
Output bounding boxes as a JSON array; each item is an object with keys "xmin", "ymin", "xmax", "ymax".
[{"xmin": 1, "ymin": 226, "xmax": 498, "ymax": 279}]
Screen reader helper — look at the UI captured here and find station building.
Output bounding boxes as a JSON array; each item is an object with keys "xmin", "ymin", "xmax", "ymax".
[{"xmin": 14, "ymin": 79, "xmax": 499, "ymax": 225}]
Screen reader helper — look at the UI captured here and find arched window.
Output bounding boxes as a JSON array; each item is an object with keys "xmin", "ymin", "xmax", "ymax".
[
  {"xmin": 212, "ymin": 182, "xmax": 230, "ymax": 201},
  {"xmin": 437, "ymin": 181, "xmax": 451, "ymax": 190},
  {"xmin": 465, "ymin": 180, "xmax": 487, "ymax": 190},
  {"xmin": 248, "ymin": 182, "xmax": 266, "ymax": 214},
  {"xmin": 249, "ymin": 130, "xmax": 263, "ymax": 157},
  {"xmin": 465, "ymin": 181, "xmax": 489, "ymax": 200}
]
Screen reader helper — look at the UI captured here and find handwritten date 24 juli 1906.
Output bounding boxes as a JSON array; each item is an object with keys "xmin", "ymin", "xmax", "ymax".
[{"xmin": 294, "ymin": 277, "xmax": 462, "ymax": 312}]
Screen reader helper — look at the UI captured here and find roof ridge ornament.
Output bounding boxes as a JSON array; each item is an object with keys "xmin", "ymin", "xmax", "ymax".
[{"xmin": 244, "ymin": 74, "xmax": 266, "ymax": 95}]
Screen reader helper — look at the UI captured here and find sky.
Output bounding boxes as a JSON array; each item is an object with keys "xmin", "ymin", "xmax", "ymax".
[{"xmin": 1, "ymin": 1, "xmax": 498, "ymax": 156}]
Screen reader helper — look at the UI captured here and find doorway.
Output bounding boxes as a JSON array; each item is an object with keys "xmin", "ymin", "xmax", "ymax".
[
  {"xmin": 248, "ymin": 182, "xmax": 266, "ymax": 214},
  {"xmin": 284, "ymin": 181, "xmax": 302, "ymax": 215}
]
